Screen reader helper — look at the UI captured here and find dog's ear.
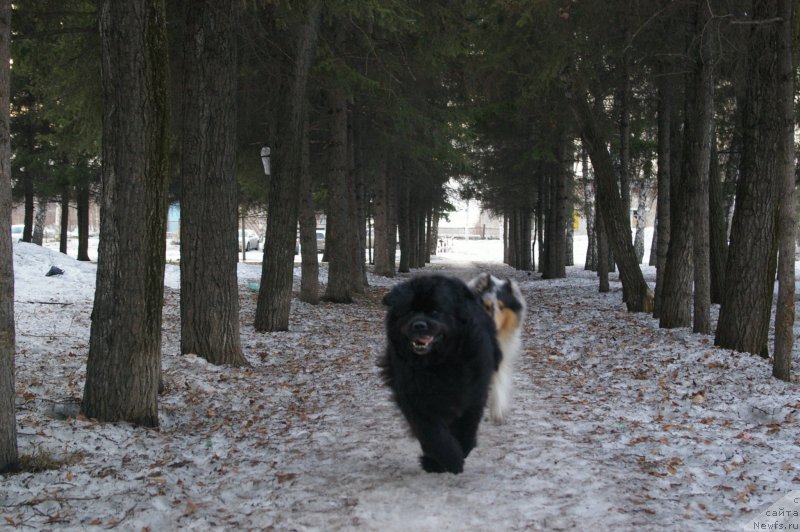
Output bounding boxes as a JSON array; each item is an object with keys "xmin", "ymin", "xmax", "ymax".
[
  {"xmin": 468, "ymin": 272, "xmax": 491, "ymax": 292},
  {"xmin": 382, "ymin": 288, "xmax": 396, "ymax": 307}
]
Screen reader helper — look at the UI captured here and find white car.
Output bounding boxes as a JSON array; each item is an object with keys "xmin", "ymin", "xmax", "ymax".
[
  {"xmin": 11, "ymin": 224, "xmax": 23, "ymax": 241},
  {"xmin": 238, "ymin": 229, "xmax": 260, "ymax": 251}
]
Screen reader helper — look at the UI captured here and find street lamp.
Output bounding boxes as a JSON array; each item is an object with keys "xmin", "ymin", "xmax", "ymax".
[{"xmin": 260, "ymin": 146, "xmax": 271, "ymax": 176}]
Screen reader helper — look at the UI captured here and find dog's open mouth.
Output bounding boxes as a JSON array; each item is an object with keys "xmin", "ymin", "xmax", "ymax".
[{"xmin": 411, "ymin": 335, "xmax": 435, "ymax": 355}]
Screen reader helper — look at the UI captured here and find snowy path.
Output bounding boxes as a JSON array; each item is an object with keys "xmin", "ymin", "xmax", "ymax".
[{"xmin": 3, "ymin": 240, "xmax": 799, "ymax": 530}]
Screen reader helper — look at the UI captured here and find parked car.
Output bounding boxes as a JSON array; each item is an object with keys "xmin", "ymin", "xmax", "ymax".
[
  {"xmin": 11, "ymin": 224, "xmax": 23, "ymax": 241},
  {"xmin": 238, "ymin": 229, "xmax": 260, "ymax": 251}
]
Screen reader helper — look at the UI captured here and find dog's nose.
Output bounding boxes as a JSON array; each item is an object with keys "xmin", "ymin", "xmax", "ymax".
[{"xmin": 411, "ymin": 320, "xmax": 428, "ymax": 332}]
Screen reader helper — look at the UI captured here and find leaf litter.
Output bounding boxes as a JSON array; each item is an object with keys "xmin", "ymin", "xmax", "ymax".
[{"xmin": 2, "ymin": 239, "xmax": 799, "ymax": 530}]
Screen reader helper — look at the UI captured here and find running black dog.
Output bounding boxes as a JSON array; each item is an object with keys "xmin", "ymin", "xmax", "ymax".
[{"xmin": 381, "ymin": 275, "xmax": 501, "ymax": 474}]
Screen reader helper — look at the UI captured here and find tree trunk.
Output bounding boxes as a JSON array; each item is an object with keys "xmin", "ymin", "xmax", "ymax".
[
  {"xmin": 569, "ymin": 91, "xmax": 650, "ymax": 312},
  {"xmin": 581, "ymin": 149, "xmax": 597, "ymax": 271},
  {"xmin": 323, "ymin": 85, "xmax": 354, "ymax": 302},
  {"xmin": 178, "ymin": 0, "xmax": 247, "ymax": 365},
  {"xmin": 596, "ymin": 202, "xmax": 610, "ymax": 293},
  {"xmin": 543, "ymin": 142, "xmax": 567, "ymax": 279},
  {"xmin": 0, "ymin": 0, "xmax": 18, "ymax": 472},
  {"xmin": 633, "ymin": 182, "xmax": 646, "ymax": 264},
  {"xmin": 82, "ymin": 0, "xmax": 170, "ymax": 427},
  {"xmin": 298, "ymin": 110, "xmax": 320, "ymax": 304},
  {"xmin": 372, "ymin": 155, "xmax": 394, "ymax": 277},
  {"xmin": 708, "ymin": 125, "xmax": 728, "ymax": 305},
  {"xmin": 76, "ymin": 184, "xmax": 90, "ymax": 261},
  {"xmin": 32, "ymin": 196, "xmax": 46, "ymax": 245},
  {"xmin": 715, "ymin": 0, "xmax": 783, "ymax": 358},
  {"xmin": 59, "ymin": 188, "xmax": 69, "ymax": 254},
  {"xmin": 256, "ymin": 0, "xmax": 322, "ymax": 326},
  {"xmin": 772, "ymin": 0, "xmax": 795, "ymax": 381},
  {"xmin": 397, "ymin": 173, "xmax": 410, "ymax": 274},
  {"xmin": 22, "ymin": 171, "xmax": 33, "ymax": 242},
  {"xmin": 347, "ymin": 110, "xmax": 366, "ymax": 292},
  {"xmin": 686, "ymin": 0, "xmax": 715, "ymax": 335},
  {"xmin": 659, "ymin": 67, "xmax": 693, "ymax": 329}
]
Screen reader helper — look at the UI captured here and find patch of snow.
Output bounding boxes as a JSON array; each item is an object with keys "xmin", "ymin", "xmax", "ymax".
[{"xmin": 2, "ymin": 237, "xmax": 799, "ymax": 530}]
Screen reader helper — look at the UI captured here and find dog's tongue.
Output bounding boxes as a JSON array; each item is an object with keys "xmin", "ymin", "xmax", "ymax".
[{"xmin": 415, "ymin": 335, "xmax": 434, "ymax": 346}]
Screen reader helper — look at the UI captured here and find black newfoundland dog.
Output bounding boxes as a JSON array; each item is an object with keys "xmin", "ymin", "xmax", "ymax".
[{"xmin": 380, "ymin": 275, "xmax": 501, "ymax": 474}]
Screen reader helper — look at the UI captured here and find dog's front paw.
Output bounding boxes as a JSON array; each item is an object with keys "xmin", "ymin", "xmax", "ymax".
[
  {"xmin": 420, "ymin": 455, "xmax": 446, "ymax": 473},
  {"xmin": 420, "ymin": 455, "xmax": 463, "ymax": 474}
]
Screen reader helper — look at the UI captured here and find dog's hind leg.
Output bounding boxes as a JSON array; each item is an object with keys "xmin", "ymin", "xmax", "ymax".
[{"xmin": 488, "ymin": 357, "xmax": 513, "ymax": 424}]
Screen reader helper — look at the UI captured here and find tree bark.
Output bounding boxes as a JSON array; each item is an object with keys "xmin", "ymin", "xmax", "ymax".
[
  {"xmin": 715, "ymin": 0, "xmax": 784, "ymax": 358},
  {"xmin": 32, "ymin": 196, "xmax": 46, "ymax": 245},
  {"xmin": 659, "ymin": 68, "xmax": 693, "ymax": 329},
  {"xmin": 684, "ymin": 0, "xmax": 715, "ymax": 334},
  {"xmin": 256, "ymin": 0, "xmax": 322, "ymax": 327},
  {"xmin": 372, "ymin": 155, "xmax": 395, "ymax": 277},
  {"xmin": 596, "ymin": 202, "xmax": 610, "ymax": 293},
  {"xmin": 298, "ymin": 110, "xmax": 320, "ymax": 304},
  {"xmin": 323, "ymin": 85, "xmax": 354, "ymax": 302},
  {"xmin": 708, "ymin": 126, "xmax": 728, "ymax": 305},
  {"xmin": 569, "ymin": 91, "xmax": 650, "ymax": 312},
  {"xmin": 543, "ymin": 138, "xmax": 568, "ymax": 279},
  {"xmin": 633, "ymin": 181, "xmax": 647, "ymax": 264},
  {"xmin": 22, "ymin": 170, "xmax": 32, "ymax": 242},
  {"xmin": 0, "ymin": 0, "xmax": 18, "ymax": 472},
  {"xmin": 59, "ymin": 188, "xmax": 69, "ymax": 254},
  {"xmin": 76, "ymin": 184, "xmax": 90, "ymax": 261},
  {"xmin": 347, "ymin": 110, "xmax": 366, "ymax": 292},
  {"xmin": 82, "ymin": 0, "xmax": 170, "ymax": 427},
  {"xmin": 581, "ymin": 149, "xmax": 597, "ymax": 271},
  {"xmin": 178, "ymin": 0, "xmax": 246, "ymax": 365},
  {"xmin": 772, "ymin": 0, "xmax": 795, "ymax": 381},
  {"xmin": 396, "ymin": 172, "xmax": 410, "ymax": 274}
]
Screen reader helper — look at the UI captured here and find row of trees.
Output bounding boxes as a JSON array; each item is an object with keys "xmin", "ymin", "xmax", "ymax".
[{"xmin": 1, "ymin": 0, "xmax": 797, "ymax": 472}]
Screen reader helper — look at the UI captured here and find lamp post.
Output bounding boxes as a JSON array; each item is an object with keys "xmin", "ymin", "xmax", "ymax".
[
  {"xmin": 243, "ymin": 146, "xmax": 271, "ymax": 262},
  {"xmin": 260, "ymin": 146, "xmax": 271, "ymax": 176}
]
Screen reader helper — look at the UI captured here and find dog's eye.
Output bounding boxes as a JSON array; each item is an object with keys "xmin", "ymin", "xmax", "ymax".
[
  {"xmin": 497, "ymin": 302, "xmax": 506, "ymax": 311},
  {"xmin": 484, "ymin": 302, "xmax": 493, "ymax": 311}
]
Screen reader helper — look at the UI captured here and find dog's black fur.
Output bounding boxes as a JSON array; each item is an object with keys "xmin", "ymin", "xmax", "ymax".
[{"xmin": 380, "ymin": 275, "xmax": 501, "ymax": 474}]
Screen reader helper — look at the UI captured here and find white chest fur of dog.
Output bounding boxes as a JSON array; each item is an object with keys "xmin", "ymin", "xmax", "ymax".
[{"xmin": 468, "ymin": 273, "xmax": 526, "ymax": 424}]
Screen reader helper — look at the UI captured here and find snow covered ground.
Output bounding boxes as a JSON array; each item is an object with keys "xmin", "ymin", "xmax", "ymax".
[{"xmin": 2, "ymin": 237, "xmax": 799, "ymax": 530}]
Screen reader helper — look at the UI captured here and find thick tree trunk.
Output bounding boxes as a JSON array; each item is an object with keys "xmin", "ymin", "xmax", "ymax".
[
  {"xmin": 323, "ymin": 85, "xmax": 354, "ymax": 302},
  {"xmin": 772, "ymin": 0, "xmax": 795, "ymax": 381},
  {"xmin": 659, "ymin": 68, "xmax": 693, "ymax": 329},
  {"xmin": 0, "ymin": 0, "xmax": 18, "ymax": 473},
  {"xmin": 178, "ymin": 0, "xmax": 246, "ymax": 365},
  {"xmin": 686, "ymin": 0, "xmax": 715, "ymax": 335},
  {"xmin": 715, "ymin": 0, "xmax": 783, "ymax": 358},
  {"xmin": 82, "ymin": 0, "xmax": 170, "ymax": 427},
  {"xmin": 257, "ymin": 0, "xmax": 322, "ymax": 327},
  {"xmin": 570, "ymin": 91, "xmax": 650, "ymax": 312}
]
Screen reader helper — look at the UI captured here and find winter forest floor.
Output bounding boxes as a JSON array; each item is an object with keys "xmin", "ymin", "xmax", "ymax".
[{"xmin": 2, "ymin": 238, "xmax": 800, "ymax": 531}]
